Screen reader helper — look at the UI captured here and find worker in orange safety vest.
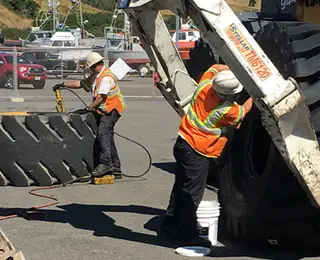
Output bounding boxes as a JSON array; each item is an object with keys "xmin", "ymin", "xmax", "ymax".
[
  {"xmin": 161, "ymin": 64, "xmax": 253, "ymax": 248},
  {"xmin": 53, "ymin": 52, "xmax": 127, "ymax": 179}
]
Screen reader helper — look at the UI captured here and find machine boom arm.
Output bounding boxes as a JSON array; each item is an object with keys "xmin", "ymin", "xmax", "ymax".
[{"xmin": 119, "ymin": 0, "xmax": 320, "ymax": 207}]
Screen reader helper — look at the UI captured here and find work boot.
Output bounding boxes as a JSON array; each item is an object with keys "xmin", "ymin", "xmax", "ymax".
[
  {"xmin": 91, "ymin": 164, "xmax": 113, "ymax": 178},
  {"xmin": 113, "ymin": 171, "xmax": 123, "ymax": 180}
]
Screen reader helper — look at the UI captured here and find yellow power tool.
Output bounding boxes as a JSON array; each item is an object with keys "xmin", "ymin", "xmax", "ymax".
[{"xmin": 55, "ymin": 89, "xmax": 66, "ymax": 113}]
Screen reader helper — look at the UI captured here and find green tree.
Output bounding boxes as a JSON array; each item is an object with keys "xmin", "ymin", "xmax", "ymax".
[
  {"xmin": 2, "ymin": 28, "xmax": 30, "ymax": 40},
  {"xmin": 163, "ymin": 15, "xmax": 176, "ymax": 31},
  {"xmin": 1, "ymin": 0, "xmax": 40, "ymax": 18},
  {"xmin": 82, "ymin": 0, "xmax": 115, "ymax": 11},
  {"xmin": 62, "ymin": 12, "xmax": 124, "ymax": 37}
]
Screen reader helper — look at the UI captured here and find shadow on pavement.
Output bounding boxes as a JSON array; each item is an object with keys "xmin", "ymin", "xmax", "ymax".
[
  {"xmin": 152, "ymin": 162, "xmax": 176, "ymax": 175},
  {"xmin": 0, "ymin": 204, "xmax": 320, "ymax": 258},
  {"xmin": 212, "ymin": 222, "xmax": 320, "ymax": 259},
  {"xmin": 208, "ymin": 243, "xmax": 320, "ymax": 259},
  {"xmin": 0, "ymin": 204, "xmax": 178, "ymax": 249}
]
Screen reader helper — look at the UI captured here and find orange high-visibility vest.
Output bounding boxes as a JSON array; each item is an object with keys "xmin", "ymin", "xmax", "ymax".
[
  {"xmin": 93, "ymin": 68, "xmax": 127, "ymax": 114},
  {"xmin": 178, "ymin": 64, "xmax": 246, "ymax": 158}
]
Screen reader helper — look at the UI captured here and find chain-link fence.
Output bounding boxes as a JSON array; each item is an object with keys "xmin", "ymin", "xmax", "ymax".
[{"xmin": 0, "ymin": 46, "xmax": 160, "ymax": 112}]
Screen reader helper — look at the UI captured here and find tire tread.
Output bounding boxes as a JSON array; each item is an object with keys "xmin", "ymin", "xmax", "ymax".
[{"xmin": 0, "ymin": 113, "xmax": 96, "ymax": 186}]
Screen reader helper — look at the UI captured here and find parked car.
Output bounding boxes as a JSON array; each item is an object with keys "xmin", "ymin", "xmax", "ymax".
[
  {"xmin": 21, "ymin": 51, "xmax": 79, "ymax": 79},
  {"xmin": 0, "ymin": 53, "xmax": 47, "ymax": 89}
]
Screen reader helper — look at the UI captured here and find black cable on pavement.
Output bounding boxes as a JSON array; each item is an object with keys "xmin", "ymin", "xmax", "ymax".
[{"xmin": 60, "ymin": 87, "xmax": 152, "ymax": 179}]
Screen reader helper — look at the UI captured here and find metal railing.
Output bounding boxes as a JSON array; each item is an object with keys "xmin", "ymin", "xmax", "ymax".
[{"xmin": 0, "ymin": 46, "xmax": 160, "ymax": 112}]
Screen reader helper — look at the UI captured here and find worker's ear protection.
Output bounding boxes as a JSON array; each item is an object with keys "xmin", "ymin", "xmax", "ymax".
[{"xmin": 83, "ymin": 69, "xmax": 93, "ymax": 79}]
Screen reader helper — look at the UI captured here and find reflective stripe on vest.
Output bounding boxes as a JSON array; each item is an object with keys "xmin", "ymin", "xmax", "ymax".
[
  {"xmin": 93, "ymin": 68, "xmax": 127, "ymax": 113},
  {"xmin": 178, "ymin": 64, "xmax": 245, "ymax": 158}
]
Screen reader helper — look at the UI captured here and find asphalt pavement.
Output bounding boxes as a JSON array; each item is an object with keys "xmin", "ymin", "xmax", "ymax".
[{"xmin": 0, "ymin": 77, "xmax": 319, "ymax": 260}]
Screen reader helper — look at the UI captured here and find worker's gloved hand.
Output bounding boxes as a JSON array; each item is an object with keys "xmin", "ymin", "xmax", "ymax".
[
  {"xmin": 53, "ymin": 83, "xmax": 64, "ymax": 92},
  {"xmin": 85, "ymin": 107, "xmax": 95, "ymax": 113}
]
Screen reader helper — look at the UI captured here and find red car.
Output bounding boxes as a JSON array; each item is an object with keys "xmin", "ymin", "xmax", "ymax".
[
  {"xmin": 0, "ymin": 53, "xmax": 48, "ymax": 89},
  {"xmin": 153, "ymin": 71, "xmax": 159, "ymax": 87}
]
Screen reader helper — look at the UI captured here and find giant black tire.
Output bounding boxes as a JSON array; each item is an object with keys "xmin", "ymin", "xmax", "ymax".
[
  {"xmin": 186, "ymin": 22, "xmax": 320, "ymax": 244},
  {"xmin": 185, "ymin": 38, "xmax": 217, "ymax": 83},
  {"xmin": 219, "ymin": 22, "xmax": 320, "ymax": 244},
  {"xmin": 0, "ymin": 112, "xmax": 98, "ymax": 186}
]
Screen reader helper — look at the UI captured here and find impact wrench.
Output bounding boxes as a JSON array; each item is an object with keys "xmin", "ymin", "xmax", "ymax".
[{"xmin": 0, "ymin": 88, "xmax": 153, "ymax": 221}]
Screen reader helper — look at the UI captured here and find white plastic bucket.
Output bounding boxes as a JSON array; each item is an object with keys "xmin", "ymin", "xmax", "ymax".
[{"xmin": 196, "ymin": 200, "xmax": 220, "ymax": 245}]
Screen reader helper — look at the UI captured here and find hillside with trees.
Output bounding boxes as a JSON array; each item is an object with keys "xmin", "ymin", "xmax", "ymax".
[{"xmin": 0, "ymin": 0, "xmax": 261, "ymax": 40}]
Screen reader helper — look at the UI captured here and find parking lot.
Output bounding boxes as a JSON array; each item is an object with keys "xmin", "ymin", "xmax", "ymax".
[{"xmin": 0, "ymin": 76, "xmax": 319, "ymax": 260}]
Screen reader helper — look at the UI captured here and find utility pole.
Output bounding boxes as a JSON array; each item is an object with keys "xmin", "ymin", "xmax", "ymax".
[
  {"xmin": 52, "ymin": 1, "xmax": 56, "ymax": 31},
  {"xmin": 79, "ymin": 0, "xmax": 85, "ymax": 39}
]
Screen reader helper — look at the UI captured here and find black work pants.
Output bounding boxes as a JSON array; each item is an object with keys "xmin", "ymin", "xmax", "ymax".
[
  {"xmin": 166, "ymin": 136, "xmax": 217, "ymax": 239},
  {"xmin": 94, "ymin": 109, "xmax": 121, "ymax": 172}
]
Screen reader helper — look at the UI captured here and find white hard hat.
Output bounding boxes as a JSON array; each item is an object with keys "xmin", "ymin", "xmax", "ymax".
[
  {"xmin": 85, "ymin": 52, "xmax": 104, "ymax": 69},
  {"xmin": 212, "ymin": 70, "xmax": 243, "ymax": 95}
]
